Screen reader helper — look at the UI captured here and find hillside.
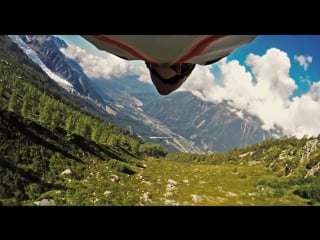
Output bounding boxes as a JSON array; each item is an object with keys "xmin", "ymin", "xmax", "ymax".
[
  {"xmin": 0, "ymin": 36, "xmax": 166, "ymax": 206},
  {"xmin": 160, "ymin": 136, "xmax": 320, "ymax": 205}
]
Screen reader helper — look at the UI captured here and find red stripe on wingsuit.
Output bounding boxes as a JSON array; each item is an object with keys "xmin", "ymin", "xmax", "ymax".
[
  {"xmin": 172, "ymin": 35, "xmax": 228, "ymax": 65},
  {"xmin": 93, "ymin": 35, "xmax": 157, "ymax": 64}
]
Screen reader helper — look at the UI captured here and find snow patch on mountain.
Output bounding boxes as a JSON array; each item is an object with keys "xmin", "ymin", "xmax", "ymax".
[{"xmin": 8, "ymin": 35, "xmax": 75, "ymax": 92}]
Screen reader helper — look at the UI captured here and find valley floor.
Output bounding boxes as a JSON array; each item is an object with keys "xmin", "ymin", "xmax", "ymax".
[
  {"xmin": 122, "ymin": 159, "xmax": 309, "ymax": 206},
  {"xmin": 23, "ymin": 158, "xmax": 308, "ymax": 206}
]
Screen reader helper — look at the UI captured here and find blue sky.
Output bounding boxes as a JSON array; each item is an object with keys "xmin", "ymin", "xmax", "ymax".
[
  {"xmin": 228, "ymin": 35, "xmax": 320, "ymax": 96},
  {"xmin": 58, "ymin": 35, "xmax": 320, "ymax": 97}
]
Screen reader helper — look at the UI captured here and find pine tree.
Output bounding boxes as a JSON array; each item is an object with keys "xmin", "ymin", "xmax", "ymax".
[
  {"xmin": 0, "ymin": 82, "xmax": 3, "ymax": 97},
  {"xmin": 51, "ymin": 110, "xmax": 62, "ymax": 128},
  {"xmin": 74, "ymin": 117, "xmax": 83, "ymax": 136},
  {"xmin": 21, "ymin": 93, "xmax": 30, "ymax": 118},
  {"xmin": 98, "ymin": 130, "xmax": 109, "ymax": 144},
  {"xmin": 38, "ymin": 97, "xmax": 51, "ymax": 126},
  {"xmin": 7, "ymin": 90, "xmax": 18, "ymax": 112},
  {"xmin": 91, "ymin": 123, "xmax": 102, "ymax": 142},
  {"xmin": 65, "ymin": 115, "xmax": 75, "ymax": 132},
  {"xmin": 0, "ymin": 83, "xmax": 4, "ymax": 109},
  {"xmin": 81, "ymin": 118, "xmax": 92, "ymax": 139}
]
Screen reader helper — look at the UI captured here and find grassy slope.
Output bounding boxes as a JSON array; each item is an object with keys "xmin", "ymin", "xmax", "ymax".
[
  {"xmin": 33, "ymin": 133, "xmax": 319, "ymax": 206},
  {"xmin": 31, "ymin": 154, "xmax": 311, "ymax": 206},
  {"xmin": 135, "ymin": 160, "xmax": 308, "ymax": 206}
]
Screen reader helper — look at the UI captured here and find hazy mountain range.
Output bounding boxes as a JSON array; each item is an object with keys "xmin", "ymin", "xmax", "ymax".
[{"xmin": 12, "ymin": 35, "xmax": 279, "ymax": 152}]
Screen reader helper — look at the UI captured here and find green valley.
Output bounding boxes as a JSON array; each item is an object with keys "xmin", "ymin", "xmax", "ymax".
[{"xmin": 1, "ymin": 35, "xmax": 320, "ymax": 206}]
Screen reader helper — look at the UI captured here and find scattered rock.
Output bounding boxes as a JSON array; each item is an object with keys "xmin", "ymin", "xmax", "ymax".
[
  {"xmin": 60, "ymin": 169, "xmax": 72, "ymax": 176},
  {"xmin": 164, "ymin": 199, "xmax": 179, "ymax": 205},
  {"xmin": 142, "ymin": 180, "xmax": 152, "ymax": 186},
  {"xmin": 248, "ymin": 161, "xmax": 259, "ymax": 166},
  {"xmin": 91, "ymin": 198, "xmax": 100, "ymax": 203},
  {"xmin": 168, "ymin": 179, "xmax": 178, "ymax": 185},
  {"xmin": 183, "ymin": 179, "xmax": 189, "ymax": 184},
  {"xmin": 164, "ymin": 179, "xmax": 179, "ymax": 197},
  {"xmin": 103, "ymin": 190, "xmax": 111, "ymax": 196},
  {"xmin": 239, "ymin": 152, "xmax": 251, "ymax": 158},
  {"xmin": 166, "ymin": 183, "xmax": 177, "ymax": 192},
  {"xmin": 110, "ymin": 174, "xmax": 120, "ymax": 182},
  {"xmin": 226, "ymin": 192, "xmax": 238, "ymax": 197},
  {"xmin": 141, "ymin": 192, "xmax": 152, "ymax": 203},
  {"xmin": 199, "ymin": 180, "xmax": 206, "ymax": 184},
  {"xmin": 163, "ymin": 192, "xmax": 173, "ymax": 197},
  {"xmin": 191, "ymin": 194, "xmax": 202, "ymax": 203},
  {"xmin": 34, "ymin": 199, "xmax": 55, "ymax": 206}
]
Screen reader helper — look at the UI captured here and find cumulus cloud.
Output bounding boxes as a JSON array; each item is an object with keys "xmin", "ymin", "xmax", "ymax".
[
  {"xmin": 61, "ymin": 44, "xmax": 320, "ymax": 138},
  {"xmin": 308, "ymin": 82, "xmax": 320, "ymax": 101},
  {"xmin": 182, "ymin": 48, "xmax": 320, "ymax": 137},
  {"xmin": 60, "ymin": 44, "xmax": 150, "ymax": 82},
  {"xmin": 180, "ymin": 65, "xmax": 216, "ymax": 100},
  {"xmin": 294, "ymin": 55, "xmax": 312, "ymax": 70}
]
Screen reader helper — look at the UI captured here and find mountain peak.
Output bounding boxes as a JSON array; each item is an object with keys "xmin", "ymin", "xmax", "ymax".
[{"xmin": 22, "ymin": 35, "xmax": 68, "ymax": 49}]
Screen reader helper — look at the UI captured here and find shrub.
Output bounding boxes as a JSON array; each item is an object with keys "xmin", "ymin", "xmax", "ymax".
[
  {"xmin": 293, "ymin": 181, "xmax": 320, "ymax": 203},
  {"xmin": 108, "ymin": 159, "xmax": 135, "ymax": 175},
  {"xmin": 273, "ymin": 188, "xmax": 284, "ymax": 198}
]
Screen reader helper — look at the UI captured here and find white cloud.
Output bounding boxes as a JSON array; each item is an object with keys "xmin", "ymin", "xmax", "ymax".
[
  {"xmin": 60, "ymin": 44, "xmax": 150, "ymax": 82},
  {"xmin": 308, "ymin": 82, "xmax": 320, "ymax": 101},
  {"xmin": 294, "ymin": 55, "xmax": 312, "ymax": 71},
  {"xmin": 182, "ymin": 48, "xmax": 320, "ymax": 138},
  {"xmin": 180, "ymin": 65, "xmax": 216, "ymax": 100},
  {"xmin": 61, "ymin": 44, "xmax": 320, "ymax": 138}
]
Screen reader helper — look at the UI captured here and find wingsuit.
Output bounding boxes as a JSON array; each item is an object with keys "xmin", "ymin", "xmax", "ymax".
[{"xmin": 82, "ymin": 35, "xmax": 257, "ymax": 95}]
